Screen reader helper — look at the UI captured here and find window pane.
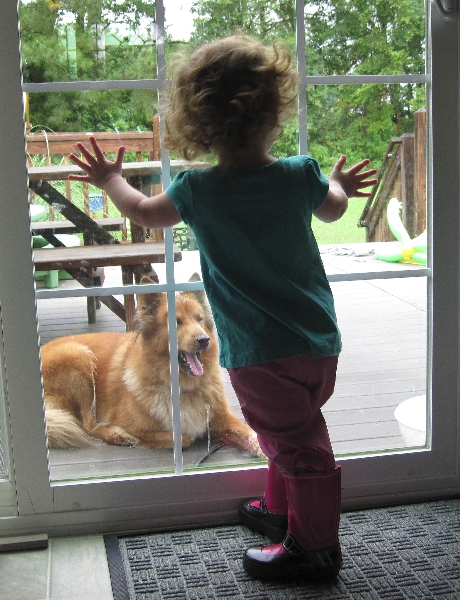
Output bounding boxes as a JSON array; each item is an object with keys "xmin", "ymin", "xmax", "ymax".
[
  {"xmin": 304, "ymin": 0, "xmax": 425, "ymax": 77},
  {"xmin": 26, "ymin": 85, "xmax": 263, "ymax": 481},
  {"xmin": 305, "ymin": 84, "xmax": 426, "ymax": 245},
  {"xmin": 327, "ymin": 276, "xmax": 427, "ymax": 456},
  {"xmin": 19, "ymin": 1, "xmax": 157, "ymax": 83},
  {"xmin": 24, "ymin": 0, "xmax": 429, "ymax": 483}
]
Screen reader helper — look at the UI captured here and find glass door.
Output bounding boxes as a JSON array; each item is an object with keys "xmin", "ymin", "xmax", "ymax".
[{"xmin": 0, "ymin": 0, "xmax": 458, "ymax": 536}]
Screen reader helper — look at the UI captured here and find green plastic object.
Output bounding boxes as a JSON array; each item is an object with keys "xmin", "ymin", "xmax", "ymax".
[{"xmin": 375, "ymin": 198, "xmax": 427, "ymax": 265}]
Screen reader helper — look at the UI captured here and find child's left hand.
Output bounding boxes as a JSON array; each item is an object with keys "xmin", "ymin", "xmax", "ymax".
[
  {"xmin": 329, "ymin": 155, "xmax": 378, "ymax": 198},
  {"xmin": 69, "ymin": 136, "xmax": 126, "ymax": 191}
]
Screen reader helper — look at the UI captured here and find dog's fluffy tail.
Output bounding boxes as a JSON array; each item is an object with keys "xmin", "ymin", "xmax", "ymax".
[{"xmin": 45, "ymin": 408, "xmax": 93, "ymax": 448}]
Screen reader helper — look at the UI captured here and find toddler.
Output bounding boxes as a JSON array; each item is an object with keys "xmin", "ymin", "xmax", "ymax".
[{"xmin": 69, "ymin": 34, "xmax": 377, "ymax": 582}]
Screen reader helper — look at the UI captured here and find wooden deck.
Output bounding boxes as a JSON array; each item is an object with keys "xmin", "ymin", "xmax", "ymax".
[{"xmin": 34, "ymin": 245, "xmax": 427, "ymax": 481}]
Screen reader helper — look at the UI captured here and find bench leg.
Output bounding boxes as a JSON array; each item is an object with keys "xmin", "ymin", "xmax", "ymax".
[
  {"xmin": 45, "ymin": 270, "xmax": 59, "ymax": 288},
  {"xmin": 122, "ymin": 266, "xmax": 136, "ymax": 332},
  {"xmin": 86, "ymin": 268, "xmax": 104, "ymax": 324},
  {"xmin": 87, "ymin": 297, "xmax": 97, "ymax": 324}
]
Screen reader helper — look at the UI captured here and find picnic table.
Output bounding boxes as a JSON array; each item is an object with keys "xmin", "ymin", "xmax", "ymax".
[{"xmin": 28, "ymin": 160, "xmax": 206, "ymax": 329}]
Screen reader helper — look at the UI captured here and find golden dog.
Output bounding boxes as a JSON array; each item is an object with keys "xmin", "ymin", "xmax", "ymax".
[{"xmin": 41, "ymin": 275, "xmax": 261, "ymax": 457}]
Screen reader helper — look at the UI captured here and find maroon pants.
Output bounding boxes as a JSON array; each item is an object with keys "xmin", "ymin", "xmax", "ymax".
[{"xmin": 228, "ymin": 354, "xmax": 339, "ymax": 475}]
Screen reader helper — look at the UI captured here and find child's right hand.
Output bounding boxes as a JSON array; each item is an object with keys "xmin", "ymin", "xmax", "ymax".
[{"xmin": 69, "ymin": 136, "xmax": 126, "ymax": 191}]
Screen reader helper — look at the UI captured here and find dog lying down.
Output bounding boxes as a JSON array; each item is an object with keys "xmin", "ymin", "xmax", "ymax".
[{"xmin": 41, "ymin": 274, "xmax": 263, "ymax": 458}]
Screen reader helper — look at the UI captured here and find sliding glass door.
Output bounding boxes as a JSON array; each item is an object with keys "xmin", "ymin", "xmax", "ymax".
[{"xmin": 0, "ymin": 0, "xmax": 458, "ymax": 536}]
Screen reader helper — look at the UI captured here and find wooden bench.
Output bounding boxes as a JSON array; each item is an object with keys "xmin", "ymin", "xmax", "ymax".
[
  {"xmin": 31, "ymin": 217, "xmax": 126, "ymax": 290},
  {"xmin": 32, "ymin": 217, "xmax": 125, "ymax": 248},
  {"xmin": 33, "ymin": 242, "xmax": 181, "ymax": 330},
  {"xmin": 31, "ymin": 217, "xmax": 125, "ymax": 236}
]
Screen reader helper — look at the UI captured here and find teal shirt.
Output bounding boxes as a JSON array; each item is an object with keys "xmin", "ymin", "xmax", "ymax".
[{"xmin": 166, "ymin": 155, "xmax": 342, "ymax": 368}]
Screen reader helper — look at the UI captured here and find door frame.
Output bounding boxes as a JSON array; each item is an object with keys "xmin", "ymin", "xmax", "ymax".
[{"xmin": 0, "ymin": 0, "xmax": 458, "ymax": 538}]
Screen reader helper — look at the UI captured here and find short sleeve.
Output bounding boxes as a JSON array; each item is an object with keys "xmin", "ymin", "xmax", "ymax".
[
  {"xmin": 165, "ymin": 170, "xmax": 194, "ymax": 226},
  {"xmin": 304, "ymin": 156, "xmax": 329, "ymax": 212}
]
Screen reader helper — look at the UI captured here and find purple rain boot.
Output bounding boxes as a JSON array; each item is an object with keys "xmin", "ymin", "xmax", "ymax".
[
  {"xmin": 239, "ymin": 461, "xmax": 288, "ymax": 543},
  {"xmin": 243, "ymin": 465, "xmax": 342, "ymax": 582}
]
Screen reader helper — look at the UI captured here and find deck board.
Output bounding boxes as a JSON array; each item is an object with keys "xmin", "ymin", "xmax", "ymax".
[{"xmin": 34, "ymin": 246, "xmax": 428, "ymax": 480}]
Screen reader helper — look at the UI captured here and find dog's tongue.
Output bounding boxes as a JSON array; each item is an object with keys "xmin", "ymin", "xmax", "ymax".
[{"xmin": 185, "ymin": 352, "xmax": 204, "ymax": 376}]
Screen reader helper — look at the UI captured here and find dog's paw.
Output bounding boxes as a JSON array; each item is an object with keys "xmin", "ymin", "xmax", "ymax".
[
  {"xmin": 181, "ymin": 434, "xmax": 193, "ymax": 448},
  {"xmin": 224, "ymin": 432, "xmax": 266, "ymax": 459},
  {"xmin": 246, "ymin": 435, "xmax": 266, "ymax": 459},
  {"xmin": 107, "ymin": 426, "xmax": 139, "ymax": 447}
]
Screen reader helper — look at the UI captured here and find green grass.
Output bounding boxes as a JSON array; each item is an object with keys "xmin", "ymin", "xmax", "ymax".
[{"xmin": 312, "ymin": 197, "xmax": 368, "ymax": 245}]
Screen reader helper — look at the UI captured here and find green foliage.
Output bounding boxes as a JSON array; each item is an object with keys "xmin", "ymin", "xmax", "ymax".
[
  {"xmin": 21, "ymin": 0, "xmax": 426, "ymax": 243},
  {"xmin": 20, "ymin": 0, "xmax": 158, "ymax": 131},
  {"xmin": 190, "ymin": 0, "xmax": 295, "ymax": 44},
  {"xmin": 189, "ymin": 0, "xmax": 426, "ymax": 171}
]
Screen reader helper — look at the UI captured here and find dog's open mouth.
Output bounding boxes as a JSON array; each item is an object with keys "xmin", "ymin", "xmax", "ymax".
[{"xmin": 178, "ymin": 351, "xmax": 204, "ymax": 377}]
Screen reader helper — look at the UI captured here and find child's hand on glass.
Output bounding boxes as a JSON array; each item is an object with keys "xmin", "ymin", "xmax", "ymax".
[
  {"xmin": 329, "ymin": 155, "xmax": 378, "ymax": 199},
  {"xmin": 69, "ymin": 136, "xmax": 126, "ymax": 190}
]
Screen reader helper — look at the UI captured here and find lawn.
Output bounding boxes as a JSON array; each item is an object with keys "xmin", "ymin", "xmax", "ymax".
[{"xmin": 312, "ymin": 197, "xmax": 368, "ymax": 245}]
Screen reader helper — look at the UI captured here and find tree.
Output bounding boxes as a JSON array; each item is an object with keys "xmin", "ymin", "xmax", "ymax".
[
  {"xmin": 190, "ymin": 0, "xmax": 295, "ymax": 45},
  {"xmin": 304, "ymin": 0, "xmax": 425, "ymax": 169},
  {"xmin": 188, "ymin": 0, "xmax": 425, "ymax": 170},
  {"xmin": 20, "ymin": 0, "xmax": 158, "ymax": 132}
]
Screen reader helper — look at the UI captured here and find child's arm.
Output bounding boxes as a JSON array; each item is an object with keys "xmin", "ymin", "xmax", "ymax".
[
  {"xmin": 68, "ymin": 136, "xmax": 181, "ymax": 229},
  {"xmin": 314, "ymin": 155, "xmax": 377, "ymax": 223}
]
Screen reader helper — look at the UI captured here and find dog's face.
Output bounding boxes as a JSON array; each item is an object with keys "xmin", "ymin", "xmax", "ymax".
[
  {"xmin": 175, "ymin": 292, "xmax": 211, "ymax": 377},
  {"xmin": 136, "ymin": 274, "xmax": 215, "ymax": 378}
]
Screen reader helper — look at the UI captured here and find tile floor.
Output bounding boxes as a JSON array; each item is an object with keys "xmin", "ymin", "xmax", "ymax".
[{"xmin": 0, "ymin": 535, "xmax": 113, "ymax": 600}]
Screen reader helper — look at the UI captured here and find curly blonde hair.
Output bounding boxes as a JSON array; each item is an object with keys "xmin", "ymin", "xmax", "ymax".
[{"xmin": 163, "ymin": 35, "xmax": 298, "ymax": 165}]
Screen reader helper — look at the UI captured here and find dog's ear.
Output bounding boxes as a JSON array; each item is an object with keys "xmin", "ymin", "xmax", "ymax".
[
  {"xmin": 187, "ymin": 272, "xmax": 207, "ymax": 307},
  {"xmin": 140, "ymin": 274, "xmax": 157, "ymax": 285},
  {"xmin": 186, "ymin": 272, "xmax": 215, "ymax": 330},
  {"xmin": 136, "ymin": 277, "xmax": 164, "ymax": 334}
]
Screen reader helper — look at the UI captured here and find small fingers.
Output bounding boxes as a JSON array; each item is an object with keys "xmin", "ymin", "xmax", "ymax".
[
  {"xmin": 357, "ymin": 177, "xmax": 378, "ymax": 188},
  {"xmin": 73, "ymin": 141, "xmax": 98, "ymax": 166},
  {"xmin": 69, "ymin": 152, "xmax": 88, "ymax": 169},
  {"xmin": 68, "ymin": 174, "xmax": 91, "ymax": 182},
  {"xmin": 333, "ymin": 154, "xmax": 347, "ymax": 171},
  {"xmin": 114, "ymin": 145, "xmax": 126, "ymax": 167},
  {"xmin": 346, "ymin": 158, "xmax": 372, "ymax": 175},
  {"xmin": 88, "ymin": 136, "xmax": 111, "ymax": 162},
  {"xmin": 354, "ymin": 190, "xmax": 374, "ymax": 198}
]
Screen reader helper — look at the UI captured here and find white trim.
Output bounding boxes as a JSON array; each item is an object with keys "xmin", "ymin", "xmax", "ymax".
[
  {"xmin": 22, "ymin": 79, "xmax": 160, "ymax": 93},
  {"xmin": 22, "ymin": 75, "xmax": 429, "ymax": 95},
  {"xmin": 33, "ymin": 268, "xmax": 431, "ymax": 301}
]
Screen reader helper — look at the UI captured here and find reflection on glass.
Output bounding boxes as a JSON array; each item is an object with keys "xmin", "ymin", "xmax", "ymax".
[{"xmin": 19, "ymin": 1, "xmax": 157, "ymax": 83}]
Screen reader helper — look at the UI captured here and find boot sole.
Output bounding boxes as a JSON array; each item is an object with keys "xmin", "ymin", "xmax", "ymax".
[{"xmin": 242, "ymin": 553, "xmax": 340, "ymax": 582}]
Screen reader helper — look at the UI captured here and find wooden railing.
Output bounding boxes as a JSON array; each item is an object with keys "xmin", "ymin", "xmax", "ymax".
[
  {"xmin": 27, "ymin": 117, "xmax": 162, "ymax": 240},
  {"xmin": 359, "ymin": 108, "xmax": 426, "ymax": 242}
]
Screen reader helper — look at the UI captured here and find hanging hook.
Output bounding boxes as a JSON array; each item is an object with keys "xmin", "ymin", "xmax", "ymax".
[{"xmin": 433, "ymin": 0, "xmax": 457, "ymax": 21}]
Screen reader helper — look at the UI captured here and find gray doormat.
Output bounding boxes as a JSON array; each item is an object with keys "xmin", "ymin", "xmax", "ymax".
[{"xmin": 105, "ymin": 499, "xmax": 460, "ymax": 599}]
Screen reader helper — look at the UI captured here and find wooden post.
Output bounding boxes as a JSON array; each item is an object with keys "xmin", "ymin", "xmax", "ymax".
[
  {"xmin": 400, "ymin": 133, "xmax": 415, "ymax": 239},
  {"xmin": 150, "ymin": 115, "xmax": 164, "ymax": 243},
  {"xmin": 414, "ymin": 108, "xmax": 427, "ymax": 235}
]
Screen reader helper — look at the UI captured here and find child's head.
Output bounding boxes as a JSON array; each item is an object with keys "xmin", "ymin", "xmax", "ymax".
[{"xmin": 163, "ymin": 34, "xmax": 298, "ymax": 166}]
